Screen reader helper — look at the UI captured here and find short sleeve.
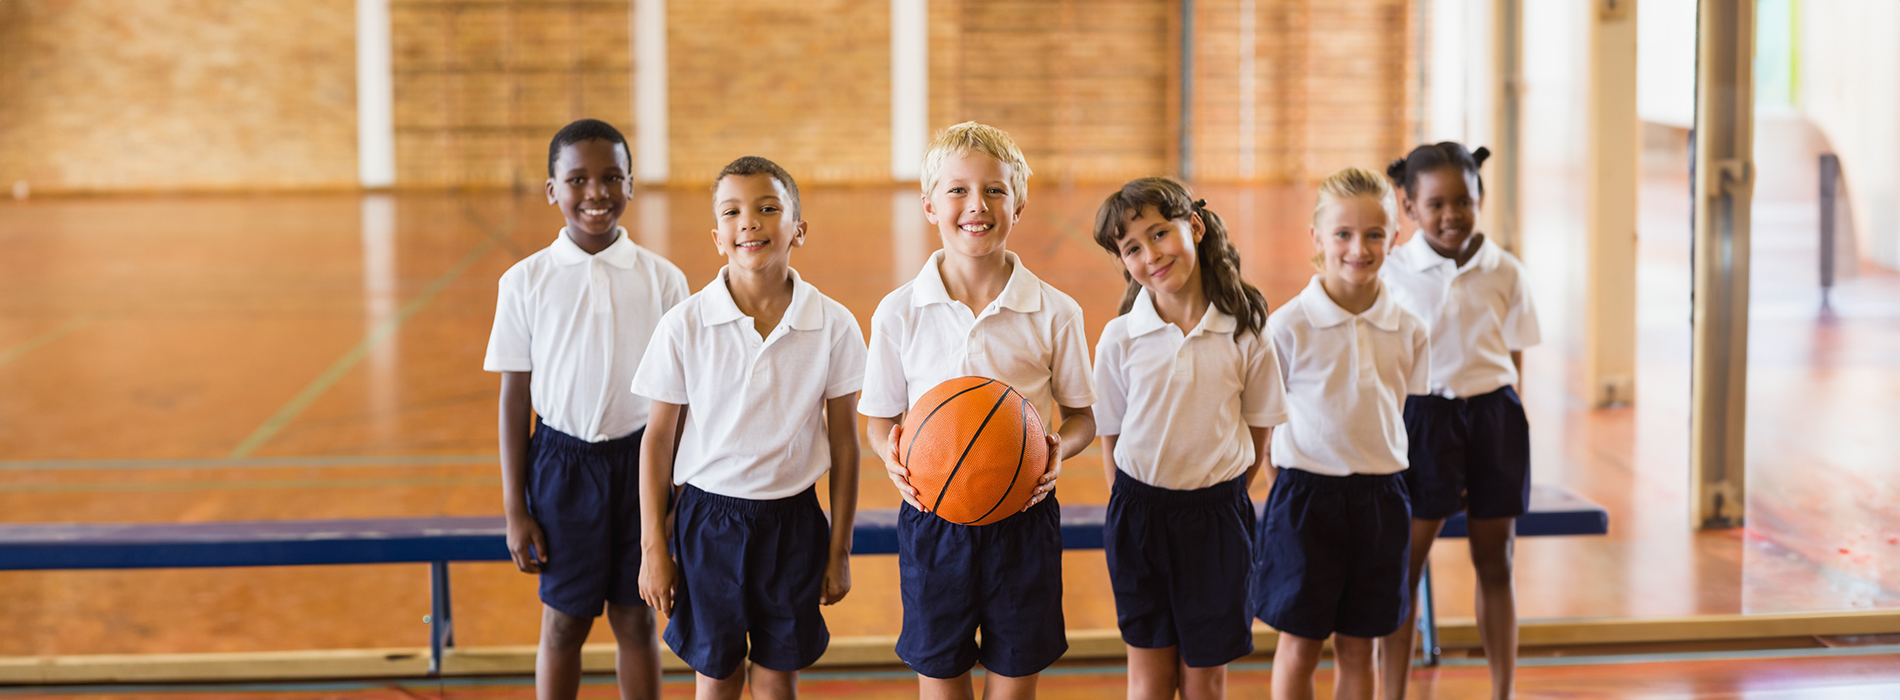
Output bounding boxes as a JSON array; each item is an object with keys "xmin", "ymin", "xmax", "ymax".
[
  {"xmin": 629, "ymin": 309, "xmax": 691, "ymax": 405},
  {"xmin": 824, "ymin": 309, "xmax": 869, "ymax": 400},
  {"xmin": 482, "ymin": 270, "xmax": 533, "ymax": 372},
  {"xmin": 858, "ymin": 296, "xmax": 911, "ymax": 418},
  {"xmin": 1502, "ymin": 269, "xmax": 1541, "ymax": 351},
  {"xmin": 1049, "ymin": 310, "xmax": 1097, "ymax": 409},
  {"xmin": 1090, "ymin": 328, "xmax": 1127, "ymax": 436},
  {"xmin": 1240, "ymin": 333, "xmax": 1290, "ymax": 427},
  {"xmin": 1406, "ymin": 324, "xmax": 1432, "ymax": 396}
]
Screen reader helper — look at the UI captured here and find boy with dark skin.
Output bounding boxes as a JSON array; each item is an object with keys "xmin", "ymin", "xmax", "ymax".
[{"xmin": 488, "ymin": 119, "xmax": 687, "ymax": 700}]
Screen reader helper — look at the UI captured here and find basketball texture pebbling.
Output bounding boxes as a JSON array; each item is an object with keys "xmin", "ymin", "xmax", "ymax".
[{"xmin": 898, "ymin": 376, "xmax": 1050, "ymax": 526}]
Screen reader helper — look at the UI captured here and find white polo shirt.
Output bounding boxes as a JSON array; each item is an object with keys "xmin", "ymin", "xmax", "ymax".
[
  {"xmin": 483, "ymin": 228, "xmax": 688, "ymax": 442},
  {"xmin": 860, "ymin": 250, "xmax": 1095, "ymax": 431},
  {"xmin": 1268, "ymin": 277, "xmax": 1430, "ymax": 477},
  {"xmin": 1094, "ymin": 289, "xmax": 1289, "ymax": 490},
  {"xmin": 630, "ymin": 267, "xmax": 867, "ymax": 500},
  {"xmin": 1380, "ymin": 234, "xmax": 1540, "ymax": 398}
]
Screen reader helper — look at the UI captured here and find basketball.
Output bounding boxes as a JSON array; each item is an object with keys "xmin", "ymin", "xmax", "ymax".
[{"xmin": 898, "ymin": 376, "xmax": 1050, "ymax": 526}]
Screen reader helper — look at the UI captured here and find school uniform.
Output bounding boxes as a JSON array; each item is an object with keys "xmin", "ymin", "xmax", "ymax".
[
  {"xmin": 1092, "ymin": 289, "xmax": 1288, "ymax": 667},
  {"xmin": 1252, "ymin": 277, "xmax": 1428, "ymax": 640},
  {"xmin": 629, "ymin": 266, "xmax": 866, "ymax": 678},
  {"xmin": 482, "ymin": 227, "xmax": 688, "ymax": 619},
  {"xmin": 861, "ymin": 250, "xmax": 1095, "ymax": 679},
  {"xmin": 1381, "ymin": 235, "xmax": 1541, "ymax": 520}
]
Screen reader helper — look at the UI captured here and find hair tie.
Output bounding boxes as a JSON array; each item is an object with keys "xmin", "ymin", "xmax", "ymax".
[{"xmin": 1192, "ymin": 199, "xmax": 1207, "ymax": 209}]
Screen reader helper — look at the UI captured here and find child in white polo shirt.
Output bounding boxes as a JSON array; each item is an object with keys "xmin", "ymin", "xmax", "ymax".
[
  {"xmin": 862, "ymin": 122, "xmax": 1097, "ymax": 699},
  {"xmin": 483, "ymin": 119, "xmax": 688, "ymax": 700},
  {"xmin": 1090, "ymin": 177, "xmax": 1289, "ymax": 700},
  {"xmin": 632, "ymin": 156, "xmax": 866, "ymax": 700},
  {"xmin": 1253, "ymin": 167, "xmax": 1429, "ymax": 700},
  {"xmin": 1376, "ymin": 142, "xmax": 1540, "ymax": 699}
]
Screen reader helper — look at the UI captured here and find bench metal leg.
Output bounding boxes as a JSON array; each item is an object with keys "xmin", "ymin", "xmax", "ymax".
[
  {"xmin": 1417, "ymin": 563, "xmax": 1440, "ymax": 666},
  {"xmin": 430, "ymin": 560, "xmax": 455, "ymax": 675}
]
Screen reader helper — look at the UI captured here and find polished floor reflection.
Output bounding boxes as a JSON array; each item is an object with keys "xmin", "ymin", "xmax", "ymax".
[{"xmin": 0, "ymin": 174, "xmax": 1896, "ymax": 657}]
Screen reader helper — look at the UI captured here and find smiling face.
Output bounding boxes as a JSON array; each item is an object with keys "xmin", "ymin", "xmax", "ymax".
[
  {"xmin": 922, "ymin": 151, "xmax": 1022, "ymax": 260},
  {"xmin": 1312, "ymin": 194, "xmax": 1394, "ymax": 286},
  {"xmin": 1402, "ymin": 165, "xmax": 1481, "ymax": 258},
  {"xmin": 545, "ymin": 138, "xmax": 631, "ymax": 238},
  {"xmin": 1113, "ymin": 205, "xmax": 1204, "ymax": 300},
  {"xmin": 711, "ymin": 172, "xmax": 804, "ymax": 274}
]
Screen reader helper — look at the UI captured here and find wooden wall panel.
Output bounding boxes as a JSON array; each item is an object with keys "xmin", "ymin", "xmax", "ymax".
[
  {"xmin": 0, "ymin": 0, "xmax": 357, "ymax": 193},
  {"xmin": 391, "ymin": 0, "xmax": 633, "ymax": 190},
  {"xmin": 665, "ymin": 0, "xmax": 891, "ymax": 188}
]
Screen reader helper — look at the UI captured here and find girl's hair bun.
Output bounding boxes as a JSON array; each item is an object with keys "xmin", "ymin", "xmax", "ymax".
[
  {"xmin": 1193, "ymin": 198, "xmax": 1207, "ymax": 209},
  {"xmin": 1472, "ymin": 146, "xmax": 1491, "ymax": 167},
  {"xmin": 1385, "ymin": 158, "xmax": 1407, "ymax": 181}
]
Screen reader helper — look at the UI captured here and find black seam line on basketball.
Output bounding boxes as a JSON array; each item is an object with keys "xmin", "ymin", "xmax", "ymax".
[
  {"xmin": 903, "ymin": 379, "xmax": 995, "ymax": 470},
  {"xmin": 969, "ymin": 389, "xmax": 1030, "ymax": 525},
  {"xmin": 932, "ymin": 387, "xmax": 1013, "ymax": 518}
]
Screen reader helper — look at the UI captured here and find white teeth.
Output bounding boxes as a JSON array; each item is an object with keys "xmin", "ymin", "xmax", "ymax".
[
  {"xmin": 960, "ymin": 223, "xmax": 992, "ymax": 232},
  {"xmin": 582, "ymin": 208, "xmax": 608, "ymax": 216}
]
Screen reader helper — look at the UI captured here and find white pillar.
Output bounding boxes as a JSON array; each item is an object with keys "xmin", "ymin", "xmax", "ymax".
[
  {"xmin": 635, "ymin": 0, "xmax": 669, "ymax": 184},
  {"xmin": 891, "ymin": 0, "xmax": 929, "ymax": 181},
  {"xmin": 356, "ymin": 0, "xmax": 395, "ymax": 187}
]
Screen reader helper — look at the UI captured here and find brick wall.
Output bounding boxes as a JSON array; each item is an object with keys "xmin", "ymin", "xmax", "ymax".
[
  {"xmin": 391, "ymin": 0, "xmax": 634, "ymax": 190},
  {"xmin": 0, "ymin": 0, "xmax": 357, "ymax": 193}
]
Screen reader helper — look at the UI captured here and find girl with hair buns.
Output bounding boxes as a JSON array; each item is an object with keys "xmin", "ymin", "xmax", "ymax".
[
  {"xmin": 1090, "ymin": 178, "xmax": 1289, "ymax": 700},
  {"xmin": 1253, "ymin": 168, "xmax": 1429, "ymax": 700},
  {"xmin": 1376, "ymin": 143, "xmax": 1540, "ymax": 700}
]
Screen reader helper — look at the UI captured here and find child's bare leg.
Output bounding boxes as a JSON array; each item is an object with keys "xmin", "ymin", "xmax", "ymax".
[
  {"xmin": 1468, "ymin": 517, "xmax": 1517, "ymax": 700},
  {"xmin": 1272, "ymin": 632, "xmax": 1324, "ymax": 700},
  {"xmin": 919, "ymin": 672, "xmax": 975, "ymax": 700},
  {"xmin": 745, "ymin": 665, "xmax": 799, "ymax": 700},
  {"xmin": 1178, "ymin": 659, "xmax": 1228, "ymax": 700},
  {"xmin": 695, "ymin": 667, "xmax": 744, "ymax": 700},
  {"xmin": 1377, "ymin": 518, "xmax": 1444, "ymax": 700},
  {"xmin": 538, "ymin": 606, "xmax": 595, "ymax": 700},
  {"xmin": 604, "ymin": 601, "xmax": 660, "ymax": 700},
  {"xmin": 1127, "ymin": 645, "xmax": 1181, "ymax": 700},
  {"xmin": 980, "ymin": 670, "xmax": 1040, "ymax": 700},
  {"xmin": 1332, "ymin": 635, "xmax": 1375, "ymax": 700}
]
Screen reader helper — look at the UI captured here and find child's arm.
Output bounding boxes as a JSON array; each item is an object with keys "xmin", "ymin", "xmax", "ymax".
[
  {"xmin": 866, "ymin": 415, "xmax": 922, "ymax": 510},
  {"xmin": 1245, "ymin": 426, "xmax": 1272, "ymax": 490},
  {"xmin": 499, "ymin": 371, "xmax": 544, "ymax": 574},
  {"xmin": 638, "ymin": 399, "xmax": 686, "ymax": 615},
  {"xmin": 1511, "ymin": 350, "xmax": 1524, "ymax": 393},
  {"xmin": 822, "ymin": 394, "xmax": 861, "ymax": 605},
  {"xmin": 1027, "ymin": 405, "xmax": 1095, "ymax": 508},
  {"xmin": 1100, "ymin": 435, "xmax": 1118, "ymax": 491}
]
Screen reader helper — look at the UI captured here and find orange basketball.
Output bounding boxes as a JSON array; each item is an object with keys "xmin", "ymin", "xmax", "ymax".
[{"xmin": 898, "ymin": 376, "xmax": 1050, "ymax": 526}]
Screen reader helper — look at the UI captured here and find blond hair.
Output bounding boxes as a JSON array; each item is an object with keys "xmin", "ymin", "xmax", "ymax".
[
  {"xmin": 1310, "ymin": 167, "xmax": 1400, "ymax": 269},
  {"xmin": 920, "ymin": 121, "xmax": 1033, "ymax": 203}
]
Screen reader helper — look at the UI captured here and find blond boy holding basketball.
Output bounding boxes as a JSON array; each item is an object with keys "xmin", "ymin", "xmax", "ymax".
[{"xmin": 861, "ymin": 121, "xmax": 1098, "ymax": 700}]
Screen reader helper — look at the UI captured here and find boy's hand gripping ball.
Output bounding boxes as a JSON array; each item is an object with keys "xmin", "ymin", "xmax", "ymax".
[{"xmin": 898, "ymin": 376, "xmax": 1049, "ymax": 526}]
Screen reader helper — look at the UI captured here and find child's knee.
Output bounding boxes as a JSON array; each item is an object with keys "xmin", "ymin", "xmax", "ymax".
[
  {"xmin": 605, "ymin": 601, "xmax": 657, "ymax": 643},
  {"xmin": 541, "ymin": 606, "xmax": 595, "ymax": 651},
  {"xmin": 1469, "ymin": 546, "xmax": 1514, "ymax": 582}
]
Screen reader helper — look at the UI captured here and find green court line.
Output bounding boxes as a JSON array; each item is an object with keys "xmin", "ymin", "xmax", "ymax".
[
  {"xmin": 0, "ymin": 476, "xmax": 499, "ymax": 494},
  {"xmin": 0, "ymin": 316, "xmax": 91, "ymax": 368},
  {"xmin": 0, "ymin": 454, "xmax": 498, "ymax": 472},
  {"xmin": 227, "ymin": 239, "xmax": 498, "ymax": 458}
]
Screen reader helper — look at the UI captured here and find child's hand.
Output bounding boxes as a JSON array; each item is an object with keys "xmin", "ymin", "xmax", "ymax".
[
  {"xmin": 638, "ymin": 552, "xmax": 677, "ymax": 615},
  {"xmin": 882, "ymin": 423, "xmax": 924, "ymax": 510},
  {"xmin": 1025, "ymin": 433, "xmax": 1062, "ymax": 510},
  {"xmin": 505, "ymin": 513, "xmax": 548, "ymax": 574},
  {"xmin": 821, "ymin": 554, "xmax": 852, "ymax": 605}
]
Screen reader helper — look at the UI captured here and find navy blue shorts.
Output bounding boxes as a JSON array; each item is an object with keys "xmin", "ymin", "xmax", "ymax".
[
  {"xmin": 664, "ymin": 484, "xmax": 831, "ymax": 678},
  {"xmin": 1105, "ymin": 470, "xmax": 1255, "ymax": 667},
  {"xmin": 896, "ymin": 495, "xmax": 1066, "ymax": 679},
  {"xmin": 1250, "ymin": 468, "xmax": 1411, "ymax": 640},
  {"xmin": 1403, "ymin": 385, "xmax": 1531, "ymax": 520},
  {"xmin": 526, "ymin": 419, "xmax": 646, "ymax": 619}
]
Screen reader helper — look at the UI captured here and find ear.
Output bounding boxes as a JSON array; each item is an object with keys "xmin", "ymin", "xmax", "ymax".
[
  {"xmin": 546, "ymin": 178, "xmax": 557, "ymax": 205},
  {"xmin": 1189, "ymin": 212, "xmax": 1207, "ymax": 244},
  {"xmin": 1011, "ymin": 199, "xmax": 1026, "ymax": 222},
  {"xmin": 708, "ymin": 226, "xmax": 723, "ymax": 253},
  {"xmin": 791, "ymin": 220, "xmax": 808, "ymax": 248},
  {"xmin": 920, "ymin": 192, "xmax": 940, "ymax": 225}
]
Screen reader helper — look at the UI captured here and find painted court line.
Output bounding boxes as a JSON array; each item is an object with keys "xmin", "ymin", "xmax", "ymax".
[
  {"xmin": 227, "ymin": 239, "xmax": 497, "ymax": 458},
  {"xmin": 0, "ymin": 454, "xmax": 498, "ymax": 472},
  {"xmin": 0, "ymin": 476, "xmax": 499, "ymax": 494},
  {"xmin": 0, "ymin": 316, "xmax": 92, "ymax": 368}
]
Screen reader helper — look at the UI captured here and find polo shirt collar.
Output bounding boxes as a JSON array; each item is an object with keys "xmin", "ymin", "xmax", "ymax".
[
  {"xmin": 549, "ymin": 227, "xmax": 642, "ymax": 269},
  {"xmin": 699, "ymin": 266, "xmax": 824, "ymax": 331},
  {"xmin": 1126, "ymin": 288, "xmax": 1236, "ymax": 338},
  {"xmin": 1400, "ymin": 231, "xmax": 1499, "ymax": 274},
  {"xmin": 911, "ymin": 250, "xmax": 1044, "ymax": 314},
  {"xmin": 1298, "ymin": 275, "xmax": 1403, "ymax": 332}
]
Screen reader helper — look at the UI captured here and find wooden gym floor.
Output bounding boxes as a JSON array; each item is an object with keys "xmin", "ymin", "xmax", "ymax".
[{"xmin": 1, "ymin": 160, "xmax": 1897, "ymax": 691}]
